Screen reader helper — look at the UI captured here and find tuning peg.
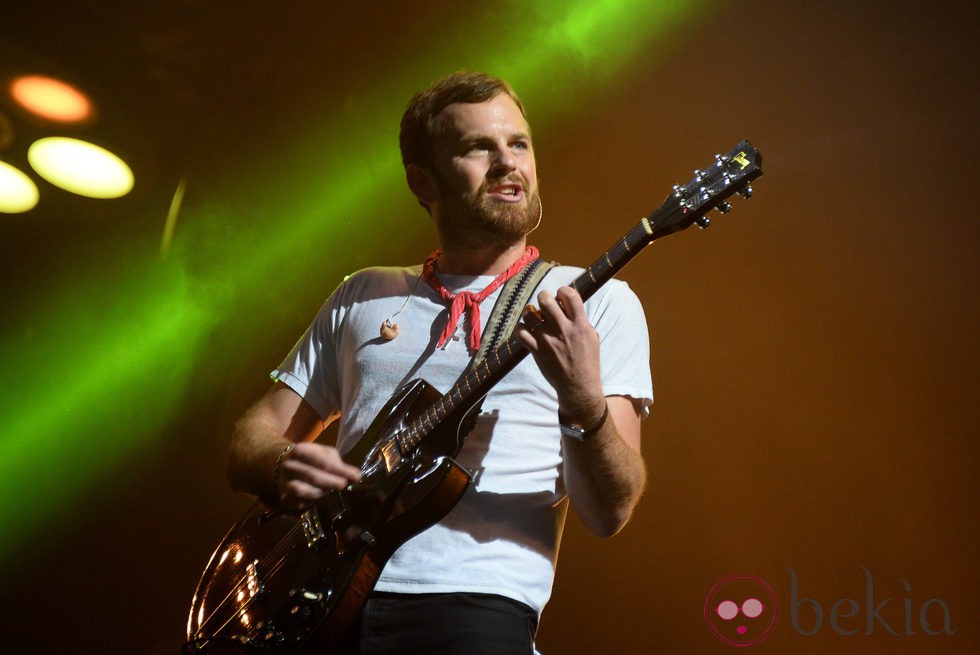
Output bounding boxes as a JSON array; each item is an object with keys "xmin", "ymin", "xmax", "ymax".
[
  {"xmin": 716, "ymin": 201, "xmax": 732, "ymax": 214},
  {"xmin": 672, "ymin": 183, "xmax": 684, "ymax": 198},
  {"xmin": 693, "ymin": 169, "xmax": 704, "ymax": 182},
  {"xmin": 695, "ymin": 215, "xmax": 711, "ymax": 229},
  {"xmin": 740, "ymin": 185, "xmax": 753, "ymax": 199},
  {"xmin": 714, "ymin": 154, "xmax": 726, "ymax": 167}
]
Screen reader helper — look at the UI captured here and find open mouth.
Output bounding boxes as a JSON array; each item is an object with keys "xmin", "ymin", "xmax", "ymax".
[{"xmin": 487, "ymin": 182, "xmax": 525, "ymax": 201}]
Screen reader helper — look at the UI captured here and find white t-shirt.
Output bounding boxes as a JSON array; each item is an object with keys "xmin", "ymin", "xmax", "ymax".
[{"xmin": 273, "ymin": 264, "xmax": 653, "ymax": 615}]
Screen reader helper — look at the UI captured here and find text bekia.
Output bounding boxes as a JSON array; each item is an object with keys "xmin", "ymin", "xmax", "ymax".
[{"xmin": 788, "ymin": 568, "xmax": 955, "ymax": 637}]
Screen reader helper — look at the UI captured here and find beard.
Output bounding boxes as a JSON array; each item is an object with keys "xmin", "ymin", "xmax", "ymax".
[{"xmin": 435, "ymin": 175, "xmax": 542, "ymax": 251}]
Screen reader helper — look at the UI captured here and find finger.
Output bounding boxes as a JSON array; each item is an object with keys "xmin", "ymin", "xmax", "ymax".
[
  {"xmin": 291, "ymin": 443, "xmax": 362, "ymax": 481},
  {"xmin": 553, "ymin": 286, "xmax": 586, "ymax": 322},
  {"xmin": 515, "ymin": 325, "xmax": 539, "ymax": 352},
  {"xmin": 283, "ymin": 458, "xmax": 359, "ymax": 491},
  {"xmin": 282, "ymin": 478, "xmax": 328, "ymax": 504},
  {"xmin": 536, "ymin": 290, "xmax": 570, "ymax": 325},
  {"xmin": 327, "ymin": 456, "xmax": 363, "ymax": 482},
  {"xmin": 280, "ymin": 444, "xmax": 361, "ymax": 489}
]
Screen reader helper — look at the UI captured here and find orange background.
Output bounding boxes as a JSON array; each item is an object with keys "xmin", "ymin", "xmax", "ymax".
[{"xmin": 0, "ymin": 1, "xmax": 976, "ymax": 653}]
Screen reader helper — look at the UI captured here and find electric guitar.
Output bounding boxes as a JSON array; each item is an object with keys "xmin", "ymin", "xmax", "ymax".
[{"xmin": 184, "ymin": 140, "xmax": 763, "ymax": 653}]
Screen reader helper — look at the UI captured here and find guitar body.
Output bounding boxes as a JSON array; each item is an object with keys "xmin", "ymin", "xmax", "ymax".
[
  {"xmin": 186, "ymin": 140, "xmax": 762, "ymax": 654},
  {"xmin": 185, "ymin": 379, "xmax": 474, "ymax": 653}
]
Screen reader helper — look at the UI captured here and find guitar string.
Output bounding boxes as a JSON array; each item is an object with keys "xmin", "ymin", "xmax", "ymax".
[
  {"xmin": 199, "ymin": 500, "xmax": 351, "ymax": 639},
  {"xmin": 196, "ymin": 521, "xmax": 306, "ymax": 637},
  {"xmin": 199, "ymin": 462, "xmax": 391, "ymax": 638},
  {"xmin": 204, "ymin": 418, "xmax": 423, "ymax": 636},
  {"xmin": 198, "ymin": 460, "xmax": 396, "ymax": 637}
]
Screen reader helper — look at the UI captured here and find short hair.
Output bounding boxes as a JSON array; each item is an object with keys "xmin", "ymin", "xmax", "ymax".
[{"xmin": 399, "ymin": 71, "xmax": 528, "ymax": 169}]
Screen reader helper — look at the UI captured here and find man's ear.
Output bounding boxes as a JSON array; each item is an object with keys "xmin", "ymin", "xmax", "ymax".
[{"xmin": 406, "ymin": 163, "xmax": 438, "ymax": 207}]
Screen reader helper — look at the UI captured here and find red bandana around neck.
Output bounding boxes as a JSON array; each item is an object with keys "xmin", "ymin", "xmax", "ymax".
[{"xmin": 422, "ymin": 246, "xmax": 538, "ymax": 352}]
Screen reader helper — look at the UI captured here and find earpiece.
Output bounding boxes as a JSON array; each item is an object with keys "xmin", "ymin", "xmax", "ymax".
[
  {"xmin": 378, "ymin": 264, "xmax": 427, "ymax": 342},
  {"xmin": 526, "ymin": 196, "xmax": 543, "ymax": 235},
  {"xmin": 380, "ymin": 319, "xmax": 400, "ymax": 340}
]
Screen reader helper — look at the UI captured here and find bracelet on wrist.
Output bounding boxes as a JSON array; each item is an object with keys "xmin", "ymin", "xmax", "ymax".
[{"xmin": 559, "ymin": 403, "xmax": 609, "ymax": 442}]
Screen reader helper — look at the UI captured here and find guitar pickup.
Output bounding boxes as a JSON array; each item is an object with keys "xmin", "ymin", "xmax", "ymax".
[
  {"xmin": 301, "ymin": 507, "xmax": 328, "ymax": 550},
  {"xmin": 380, "ymin": 438, "xmax": 403, "ymax": 474}
]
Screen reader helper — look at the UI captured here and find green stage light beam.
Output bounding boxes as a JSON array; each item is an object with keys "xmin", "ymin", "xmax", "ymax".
[{"xmin": 0, "ymin": 259, "xmax": 218, "ymax": 563}]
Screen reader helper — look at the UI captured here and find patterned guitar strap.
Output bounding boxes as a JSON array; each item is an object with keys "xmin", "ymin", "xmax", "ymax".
[
  {"xmin": 466, "ymin": 255, "xmax": 555, "ymax": 373},
  {"xmin": 439, "ymin": 256, "xmax": 554, "ymax": 450}
]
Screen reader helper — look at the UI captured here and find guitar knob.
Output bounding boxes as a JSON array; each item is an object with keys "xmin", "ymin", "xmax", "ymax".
[
  {"xmin": 716, "ymin": 202, "xmax": 732, "ymax": 214},
  {"xmin": 290, "ymin": 589, "xmax": 325, "ymax": 622},
  {"xmin": 260, "ymin": 623, "xmax": 286, "ymax": 644},
  {"xmin": 695, "ymin": 215, "xmax": 711, "ymax": 229},
  {"xmin": 741, "ymin": 185, "xmax": 753, "ymax": 199}
]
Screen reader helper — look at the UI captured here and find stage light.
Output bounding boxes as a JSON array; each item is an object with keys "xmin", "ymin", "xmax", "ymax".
[
  {"xmin": 27, "ymin": 136, "xmax": 134, "ymax": 198},
  {"xmin": 10, "ymin": 74, "xmax": 93, "ymax": 123},
  {"xmin": 0, "ymin": 160, "xmax": 39, "ymax": 213}
]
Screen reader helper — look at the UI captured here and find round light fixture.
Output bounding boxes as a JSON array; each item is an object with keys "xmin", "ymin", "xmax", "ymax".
[
  {"xmin": 0, "ymin": 160, "xmax": 40, "ymax": 213},
  {"xmin": 27, "ymin": 137, "xmax": 134, "ymax": 199},
  {"xmin": 10, "ymin": 75, "xmax": 93, "ymax": 123}
]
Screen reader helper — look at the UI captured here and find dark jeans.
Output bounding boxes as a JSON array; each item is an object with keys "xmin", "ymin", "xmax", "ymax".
[{"xmin": 335, "ymin": 591, "xmax": 538, "ymax": 655}]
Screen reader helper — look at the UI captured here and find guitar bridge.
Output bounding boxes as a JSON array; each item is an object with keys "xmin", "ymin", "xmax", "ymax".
[{"xmin": 245, "ymin": 560, "xmax": 267, "ymax": 600}]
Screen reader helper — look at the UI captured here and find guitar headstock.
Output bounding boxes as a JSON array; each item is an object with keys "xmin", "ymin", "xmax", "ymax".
[{"xmin": 647, "ymin": 140, "xmax": 762, "ymax": 239}]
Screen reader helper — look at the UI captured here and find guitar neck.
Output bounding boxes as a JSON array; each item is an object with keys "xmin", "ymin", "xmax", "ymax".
[
  {"xmin": 568, "ymin": 214, "xmax": 666, "ymax": 302},
  {"xmin": 400, "ymin": 139, "xmax": 761, "ymax": 452}
]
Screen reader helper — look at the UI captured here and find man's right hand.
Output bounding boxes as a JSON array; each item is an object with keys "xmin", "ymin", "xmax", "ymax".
[
  {"xmin": 275, "ymin": 442, "xmax": 362, "ymax": 512},
  {"xmin": 227, "ymin": 381, "xmax": 354, "ymax": 511}
]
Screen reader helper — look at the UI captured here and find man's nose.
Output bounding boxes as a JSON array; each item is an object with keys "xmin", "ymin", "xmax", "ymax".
[{"xmin": 489, "ymin": 145, "xmax": 516, "ymax": 172}]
